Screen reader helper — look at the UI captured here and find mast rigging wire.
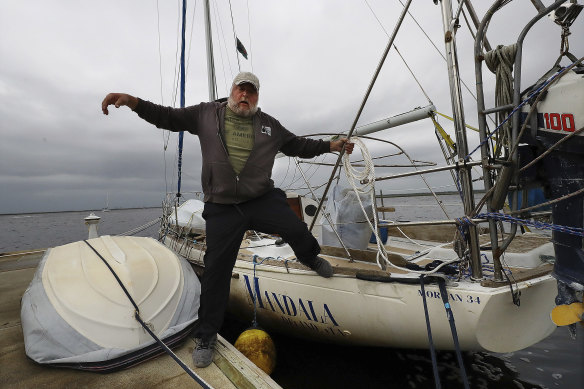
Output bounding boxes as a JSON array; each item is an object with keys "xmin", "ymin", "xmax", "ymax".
[
  {"xmin": 395, "ymin": 0, "xmax": 496, "ymax": 128},
  {"xmin": 156, "ymin": 0, "xmax": 171, "ymax": 196},
  {"xmin": 171, "ymin": 0, "xmax": 183, "ymax": 107},
  {"xmin": 156, "ymin": 0, "xmax": 165, "ymax": 105},
  {"xmin": 309, "ymin": 0, "xmax": 414, "ymax": 233},
  {"xmin": 211, "ymin": 0, "xmax": 231, "ymax": 95},
  {"xmin": 364, "ymin": 0, "xmax": 433, "ymax": 104},
  {"xmin": 228, "ymin": 0, "xmax": 241, "ymax": 71},
  {"xmin": 185, "ymin": 0, "xmax": 198, "ymax": 76},
  {"xmin": 246, "ymin": 0, "xmax": 254, "ymax": 71}
]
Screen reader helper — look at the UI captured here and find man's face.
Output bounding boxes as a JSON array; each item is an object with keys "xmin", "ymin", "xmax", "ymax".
[{"xmin": 227, "ymin": 83, "xmax": 259, "ymax": 117}]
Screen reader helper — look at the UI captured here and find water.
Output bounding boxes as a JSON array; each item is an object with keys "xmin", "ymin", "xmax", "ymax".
[
  {"xmin": 0, "ymin": 208, "xmax": 162, "ymax": 252},
  {"xmin": 1, "ymin": 204, "xmax": 582, "ymax": 388}
]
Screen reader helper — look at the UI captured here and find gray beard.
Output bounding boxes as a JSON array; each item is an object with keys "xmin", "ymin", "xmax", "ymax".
[{"xmin": 227, "ymin": 96, "xmax": 258, "ymax": 117}]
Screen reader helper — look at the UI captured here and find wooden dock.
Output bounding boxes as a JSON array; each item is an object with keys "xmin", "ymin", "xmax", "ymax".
[{"xmin": 0, "ymin": 249, "xmax": 281, "ymax": 389}]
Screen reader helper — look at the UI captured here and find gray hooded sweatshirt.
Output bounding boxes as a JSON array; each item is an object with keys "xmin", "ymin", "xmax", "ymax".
[{"xmin": 135, "ymin": 99, "xmax": 330, "ymax": 204}]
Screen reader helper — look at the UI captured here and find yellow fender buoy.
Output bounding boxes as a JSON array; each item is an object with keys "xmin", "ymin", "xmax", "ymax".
[
  {"xmin": 551, "ymin": 302, "xmax": 584, "ymax": 326},
  {"xmin": 234, "ymin": 327, "xmax": 277, "ymax": 375}
]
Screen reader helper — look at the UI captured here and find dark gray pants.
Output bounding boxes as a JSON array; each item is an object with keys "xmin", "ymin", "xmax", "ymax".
[{"xmin": 193, "ymin": 188, "xmax": 320, "ymax": 340}]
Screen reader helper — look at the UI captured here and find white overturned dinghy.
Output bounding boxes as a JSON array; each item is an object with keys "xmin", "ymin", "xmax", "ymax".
[{"xmin": 21, "ymin": 235, "xmax": 200, "ymax": 372}]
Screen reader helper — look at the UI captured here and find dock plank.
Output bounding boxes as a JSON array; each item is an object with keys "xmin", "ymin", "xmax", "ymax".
[
  {"xmin": 0, "ymin": 324, "xmax": 235, "ymax": 389},
  {"xmin": 0, "ymin": 267, "xmax": 36, "ymax": 330}
]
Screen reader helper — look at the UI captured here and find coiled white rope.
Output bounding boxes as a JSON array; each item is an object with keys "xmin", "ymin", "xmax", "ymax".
[
  {"xmin": 342, "ymin": 137, "xmax": 460, "ymax": 275},
  {"xmin": 342, "ymin": 137, "xmax": 389, "ymax": 268}
]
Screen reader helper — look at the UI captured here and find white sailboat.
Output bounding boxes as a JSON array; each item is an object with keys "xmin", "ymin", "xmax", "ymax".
[
  {"xmin": 102, "ymin": 192, "xmax": 110, "ymax": 212},
  {"xmin": 160, "ymin": 0, "xmax": 584, "ymax": 354}
]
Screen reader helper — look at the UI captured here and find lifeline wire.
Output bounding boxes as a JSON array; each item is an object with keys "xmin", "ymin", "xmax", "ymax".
[{"xmin": 83, "ymin": 240, "xmax": 212, "ymax": 388}]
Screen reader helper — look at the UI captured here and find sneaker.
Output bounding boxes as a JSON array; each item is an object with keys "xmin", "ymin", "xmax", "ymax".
[
  {"xmin": 192, "ymin": 334, "xmax": 217, "ymax": 368},
  {"xmin": 312, "ymin": 256, "xmax": 333, "ymax": 278}
]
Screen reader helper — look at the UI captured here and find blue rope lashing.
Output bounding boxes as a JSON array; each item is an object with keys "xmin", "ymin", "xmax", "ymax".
[
  {"xmin": 464, "ymin": 63, "xmax": 573, "ymax": 161},
  {"xmin": 455, "ymin": 216, "xmax": 475, "ymax": 243},
  {"xmin": 252, "ymin": 255, "xmax": 260, "ymax": 328},
  {"xmin": 436, "ymin": 277, "xmax": 470, "ymax": 389},
  {"xmin": 477, "ymin": 212, "xmax": 584, "ymax": 237},
  {"xmin": 420, "ymin": 276, "xmax": 441, "ymax": 389},
  {"xmin": 251, "ymin": 254, "xmax": 272, "ymax": 328}
]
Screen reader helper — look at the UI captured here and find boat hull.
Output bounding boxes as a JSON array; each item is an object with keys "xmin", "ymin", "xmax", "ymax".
[
  {"xmin": 178, "ymin": 243, "xmax": 556, "ymax": 353},
  {"xmin": 21, "ymin": 236, "xmax": 201, "ymax": 370}
]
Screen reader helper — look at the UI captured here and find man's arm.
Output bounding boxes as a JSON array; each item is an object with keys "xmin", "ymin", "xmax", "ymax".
[
  {"xmin": 101, "ymin": 93, "xmax": 138, "ymax": 115},
  {"xmin": 280, "ymin": 136, "xmax": 354, "ymax": 158},
  {"xmin": 101, "ymin": 93, "xmax": 201, "ymax": 133}
]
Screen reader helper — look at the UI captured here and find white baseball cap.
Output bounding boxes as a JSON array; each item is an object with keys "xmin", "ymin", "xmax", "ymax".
[{"xmin": 233, "ymin": 72, "xmax": 260, "ymax": 92}]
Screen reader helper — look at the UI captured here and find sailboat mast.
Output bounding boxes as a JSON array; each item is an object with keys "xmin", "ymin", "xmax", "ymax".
[
  {"xmin": 439, "ymin": 0, "xmax": 482, "ymax": 279},
  {"xmin": 203, "ymin": 0, "xmax": 217, "ymax": 101},
  {"xmin": 176, "ymin": 0, "xmax": 187, "ymax": 198},
  {"xmin": 176, "ymin": 0, "xmax": 216, "ymax": 198}
]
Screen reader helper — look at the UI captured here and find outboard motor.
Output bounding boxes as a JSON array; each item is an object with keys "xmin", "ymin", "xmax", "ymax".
[{"xmin": 519, "ymin": 61, "xmax": 584, "ymax": 318}]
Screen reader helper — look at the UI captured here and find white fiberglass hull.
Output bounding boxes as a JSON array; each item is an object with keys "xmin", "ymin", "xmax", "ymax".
[
  {"xmin": 21, "ymin": 236, "xmax": 200, "ymax": 370},
  {"xmin": 172, "ymin": 241, "xmax": 557, "ymax": 353},
  {"xmin": 229, "ymin": 264, "xmax": 556, "ymax": 353}
]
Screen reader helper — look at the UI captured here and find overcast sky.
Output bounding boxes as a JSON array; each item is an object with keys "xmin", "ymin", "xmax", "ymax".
[{"xmin": 1, "ymin": 0, "xmax": 582, "ymax": 214}]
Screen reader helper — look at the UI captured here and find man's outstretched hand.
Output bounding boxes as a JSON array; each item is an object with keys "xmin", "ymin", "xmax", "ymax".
[
  {"xmin": 330, "ymin": 138, "xmax": 354, "ymax": 154},
  {"xmin": 101, "ymin": 93, "xmax": 138, "ymax": 115}
]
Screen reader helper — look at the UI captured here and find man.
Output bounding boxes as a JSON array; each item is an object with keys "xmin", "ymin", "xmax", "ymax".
[{"xmin": 101, "ymin": 72, "xmax": 353, "ymax": 368}]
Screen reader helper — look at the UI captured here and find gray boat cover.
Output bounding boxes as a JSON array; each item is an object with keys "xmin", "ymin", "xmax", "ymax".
[{"xmin": 20, "ymin": 248, "xmax": 200, "ymax": 366}]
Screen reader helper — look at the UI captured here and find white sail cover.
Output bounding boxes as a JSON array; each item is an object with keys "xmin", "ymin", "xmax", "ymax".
[
  {"xmin": 20, "ymin": 236, "xmax": 200, "ymax": 369},
  {"xmin": 169, "ymin": 199, "xmax": 206, "ymax": 232},
  {"xmin": 320, "ymin": 185, "xmax": 373, "ymax": 250}
]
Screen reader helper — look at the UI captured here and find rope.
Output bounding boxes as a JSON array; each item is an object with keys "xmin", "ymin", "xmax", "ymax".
[
  {"xmin": 420, "ymin": 276, "xmax": 441, "ymax": 389},
  {"xmin": 484, "ymin": 44, "xmax": 517, "ymax": 155},
  {"xmin": 83, "ymin": 240, "xmax": 211, "ymax": 388},
  {"xmin": 465, "ymin": 62, "xmax": 566, "ymax": 161},
  {"xmin": 433, "ymin": 111, "xmax": 480, "ymax": 133},
  {"xmin": 343, "ymin": 137, "xmax": 386, "ymax": 266},
  {"xmin": 436, "ymin": 277, "xmax": 470, "ymax": 389},
  {"xmin": 117, "ymin": 217, "xmax": 162, "ymax": 236},
  {"xmin": 466, "ymin": 56, "xmax": 583, "ymax": 163},
  {"xmin": 511, "ymin": 187, "xmax": 584, "ymax": 216},
  {"xmin": 342, "ymin": 138, "xmax": 461, "ymax": 274},
  {"xmin": 251, "ymin": 254, "xmax": 284, "ymax": 327},
  {"xmin": 477, "ymin": 212, "xmax": 584, "ymax": 237},
  {"xmin": 519, "ymin": 125, "xmax": 584, "ymax": 173}
]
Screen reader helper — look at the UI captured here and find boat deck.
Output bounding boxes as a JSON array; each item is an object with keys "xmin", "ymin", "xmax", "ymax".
[
  {"xmin": 232, "ymin": 233, "xmax": 554, "ymax": 286},
  {"xmin": 0, "ymin": 249, "xmax": 281, "ymax": 389}
]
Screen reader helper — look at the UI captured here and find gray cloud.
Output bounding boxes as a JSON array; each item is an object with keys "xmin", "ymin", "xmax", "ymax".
[{"xmin": 1, "ymin": 1, "xmax": 582, "ymax": 214}]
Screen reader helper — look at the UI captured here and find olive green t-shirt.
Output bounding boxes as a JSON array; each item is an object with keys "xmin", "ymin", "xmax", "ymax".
[{"xmin": 224, "ymin": 107, "xmax": 255, "ymax": 174}]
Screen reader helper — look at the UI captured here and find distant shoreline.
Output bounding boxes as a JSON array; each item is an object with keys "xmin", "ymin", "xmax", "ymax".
[
  {"xmin": 377, "ymin": 190, "xmax": 486, "ymax": 198},
  {"xmin": 0, "ymin": 206, "xmax": 162, "ymax": 217}
]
